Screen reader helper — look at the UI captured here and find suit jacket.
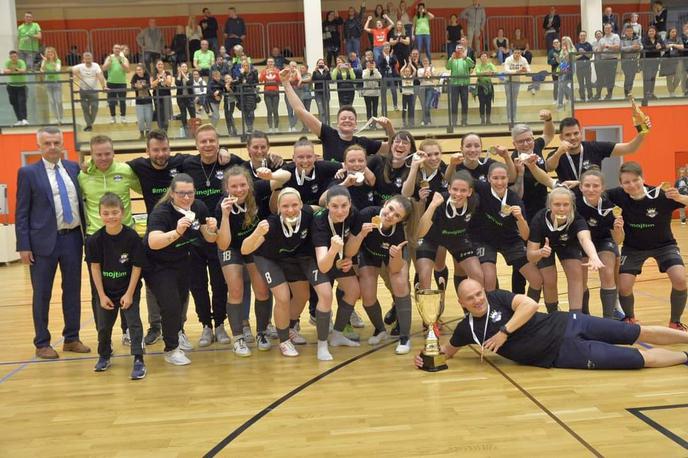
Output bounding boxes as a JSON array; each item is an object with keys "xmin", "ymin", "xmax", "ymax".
[{"xmin": 15, "ymin": 159, "xmax": 84, "ymax": 256}]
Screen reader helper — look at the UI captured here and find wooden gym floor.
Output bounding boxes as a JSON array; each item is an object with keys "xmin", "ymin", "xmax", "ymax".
[{"xmin": 1, "ymin": 225, "xmax": 688, "ymax": 457}]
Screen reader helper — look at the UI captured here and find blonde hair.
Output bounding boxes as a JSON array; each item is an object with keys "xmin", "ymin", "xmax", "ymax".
[
  {"xmin": 277, "ymin": 187, "xmax": 302, "ymax": 208},
  {"xmin": 223, "ymin": 166, "xmax": 258, "ymax": 228},
  {"xmin": 44, "ymin": 46, "xmax": 59, "ymax": 61},
  {"xmin": 546, "ymin": 187, "xmax": 576, "ymax": 222},
  {"xmin": 194, "ymin": 123, "xmax": 218, "ymax": 139}
]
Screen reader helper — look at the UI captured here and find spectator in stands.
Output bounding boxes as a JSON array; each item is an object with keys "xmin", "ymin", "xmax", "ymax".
[
  {"xmin": 150, "ymin": 59, "xmax": 173, "ymax": 131},
  {"xmin": 193, "ymin": 40, "xmax": 215, "ymax": 78},
  {"xmin": 446, "ymin": 44, "xmax": 474, "ymax": 127},
  {"xmin": 176, "ymin": 62, "xmax": 196, "ymax": 136},
  {"xmin": 390, "ymin": 20, "xmax": 411, "ymax": 64},
  {"xmin": 417, "ymin": 55, "xmax": 435, "ymax": 126},
  {"xmin": 398, "ymin": 0, "xmax": 414, "ymax": 36},
  {"xmin": 370, "ymin": 4, "xmax": 386, "ymax": 45},
  {"xmin": 171, "ymin": 25, "xmax": 188, "ymax": 73},
  {"xmin": 460, "ymin": 36, "xmax": 476, "ymax": 61},
  {"xmin": 475, "ymin": 50, "xmax": 496, "ymax": 125},
  {"xmin": 331, "ymin": 56, "xmax": 357, "ymax": 109},
  {"xmin": 555, "ymin": 36, "xmax": 574, "ymax": 109},
  {"xmin": 620, "ymin": 24, "xmax": 641, "ymax": 97},
  {"xmin": 574, "ymin": 31, "xmax": 594, "ymax": 102},
  {"xmin": 365, "ymin": 14, "xmax": 394, "ymax": 63},
  {"xmin": 399, "ymin": 60, "xmax": 416, "ymax": 127},
  {"xmin": 344, "ymin": 2, "xmax": 366, "ymax": 57},
  {"xmin": 348, "ymin": 51, "xmax": 362, "ymax": 73},
  {"xmin": 137, "ymin": 19, "xmax": 164, "ymax": 76},
  {"xmin": 230, "ymin": 45, "xmax": 252, "ymax": 78},
  {"xmin": 676, "ymin": 167, "xmax": 688, "ymax": 224},
  {"xmin": 603, "ymin": 6, "xmax": 618, "ymax": 34},
  {"xmin": 72, "ymin": 52, "xmax": 105, "ymax": 131},
  {"xmin": 259, "ymin": 58, "xmax": 281, "ymax": 132},
  {"xmin": 191, "ymin": 69, "xmax": 209, "ymax": 114},
  {"xmin": 224, "ymin": 6, "xmax": 246, "ymax": 52},
  {"xmin": 103, "ymin": 44, "xmax": 130, "ymax": 125},
  {"xmin": 269, "ymin": 47, "xmax": 288, "ymax": 69},
  {"xmin": 543, "ymin": 7, "xmax": 560, "ymax": 52},
  {"xmin": 312, "ymin": 58, "xmax": 331, "ymax": 122},
  {"xmin": 548, "ymin": 38, "xmax": 562, "ymax": 103},
  {"xmin": 66, "ymin": 45, "xmax": 81, "ymax": 67},
  {"xmin": 446, "ymin": 14, "xmax": 463, "ymax": 59},
  {"xmin": 492, "ymin": 28, "xmax": 510, "ymax": 64},
  {"xmin": 283, "ymin": 62, "xmax": 303, "ymax": 132},
  {"xmin": 378, "ymin": 43, "xmax": 399, "ymax": 112},
  {"xmin": 207, "ymin": 70, "xmax": 224, "ymax": 126},
  {"xmin": 299, "ymin": 64, "xmax": 314, "ymax": 128},
  {"xmin": 662, "ymin": 28, "xmax": 683, "ymax": 97},
  {"xmin": 503, "ymin": 48, "xmax": 531, "ymax": 124},
  {"xmin": 131, "ymin": 64, "xmax": 152, "ymax": 138},
  {"xmin": 362, "ymin": 59, "xmax": 382, "ymax": 121},
  {"xmin": 40, "ymin": 47, "xmax": 63, "ymax": 124},
  {"xmin": 17, "ymin": 12, "xmax": 41, "ymax": 70},
  {"xmin": 211, "ymin": 54, "xmax": 231, "ymax": 77},
  {"xmin": 385, "ymin": 1, "xmax": 399, "ymax": 23},
  {"xmin": 223, "ymin": 74, "xmax": 238, "ymax": 136},
  {"xmin": 4, "ymin": 50, "xmax": 28, "ymax": 126},
  {"xmin": 200, "ymin": 8, "xmax": 219, "ymax": 52},
  {"xmin": 460, "ymin": 0, "xmax": 485, "ymax": 54},
  {"xmin": 187, "ymin": 16, "xmax": 203, "ymax": 58},
  {"xmin": 323, "ymin": 10, "xmax": 344, "ymax": 69},
  {"xmin": 652, "ymin": 1, "xmax": 667, "ymax": 41},
  {"xmin": 626, "ymin": 13, "xmax": 642, "ymax": 40},
  {"xmin": 236, "ymin": 58, "xmax": 259, "ymax": 132},
  {"xmin": 412, "ymin": 3, "xmax": 435, "ymax": 62},
  {"xmin": 511, "ymin": 28, "xmax": 532, "ymax": 64},
  {"xmin": 593, "ymin": 23, "xmax": 620, "ymax": 100},
  {"xmin": 681, "ymin": 23, "xmax": 688, "ymax": 96},
  {"xmin": 642, "ymin": 26, "xmax": 664, "ymax": 100}
]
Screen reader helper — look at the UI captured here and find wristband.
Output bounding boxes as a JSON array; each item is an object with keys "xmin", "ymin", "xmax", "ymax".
[
  {"xmin": 499, "ymin": 325, "xmax": 511, "ymax": 336},
  {"xmin": 175, "ymin": 230, "xmax": 182, "ymax": 237}
]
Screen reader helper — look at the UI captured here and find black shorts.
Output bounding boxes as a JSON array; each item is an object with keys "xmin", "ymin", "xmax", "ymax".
[
  {"xmin": 476, "ymin": 241, "xmax": 528, "ymax": 270},
  {"xmin": 553, "ymin": 313, "xmax": 644, "ymax": 370},
  {"xmin": 218, "ymin": 247, "xmax": 253, "ymax": 266},
  {"xmin": 416, "ymin": 238, "xmax": 476, "ymax": 263},
  {"xmin": 619, "ymin": 244, "xmax": 684, "ymax": 276},
  {"xmin": 253, "ymin": 255, "xmax": 330, "ymax": 287},
  {"xmin": 592, "ymin": 238, "xmax": 619, "ymax": 257},
  {"xmin": 537, "ymin": 245, "xmax": 582, "ymax": 269}
]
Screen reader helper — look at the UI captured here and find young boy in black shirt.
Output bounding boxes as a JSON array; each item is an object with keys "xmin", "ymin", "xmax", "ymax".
[{"xmin": 87, "ymin": 193, "xmax": 147, "ymax": 380}]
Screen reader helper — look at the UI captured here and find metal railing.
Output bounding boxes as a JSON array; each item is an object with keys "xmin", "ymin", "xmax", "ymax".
[
  {"xmin": 485, "ymin": 16, "xmax": 537, "ymax": 54},
  {"xmin": 244, "ymin": 23, "xmax": 267, "ymax": 61},
  {"xmin": 91, "ymin": 27, "xmax": 142, "ymax": 64},
  {"xmin": 40, "ymin": 30, "xmax": 91, "ymax": 64},
  {"xmin": 266, "ymin": 22, "xmax": 307, "ymax": 60}
]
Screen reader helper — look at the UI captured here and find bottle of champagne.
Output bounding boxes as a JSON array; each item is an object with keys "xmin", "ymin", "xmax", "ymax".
[{"xmin": 630, "ymin": 96, "xmax": 650, "ymax": 134}]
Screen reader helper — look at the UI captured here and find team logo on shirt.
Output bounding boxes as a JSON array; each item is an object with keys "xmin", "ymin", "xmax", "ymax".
[
  {"xmin": 417, "ymin": 238, "xmax": 424, "ymax": 245},
  {"xmin": 489, "ymin": 309, "xmax": 502, "ymax": 323},
  {"xmin": 537, "ymin": 156, "xmax": 545, "ymax": 165},
  {"xmin": 119, "ymin": 253, "xmax": 129, "ymax": 264},
  {"xmin": 300, "ymin": 229, "xmax": 308, "ymax": 239},
  {"xmin": 311, "ymin": 184, "xmax": 319, "ymax": 193},
  {"xmin": 169, "ymin": 168, "xmax": 178, "ymax": 177},
  {"xmin": 191, "ymin": 219, "xmax": 201, "ymax": 230},
  {"xmin": 113, "ymin": 174, "xmax": 123, "ymax": 182},
  {"xmin": 560, "ymin": 233, "xmax": 569, "ymax": 242},
  {"xmin": 478, "ymin": 175, "xmax": 486, "ymax": 182},
  {"xmin": 464, "ymin": 214, "xmax": 472, "ymax": 222},
  {"xmin": 588, "ymin": 218, "xmax": 598, "ymax": 227},
  {"xmin": 582, "ymin": 159, "xmax": 591, "ymax": 170},
  {"xmin": 215, "ymin": 170, "xmax": 224, "ymax": 180},
  {"xmin": 441, "ymin": 180, "xmax": 448, "ymax": 188},
  {"xmin": 646, "ymin": 208, "xmax": 657, "ymax": 218},
  {"xmin": 381, "ymin": 242, "xmax": 390, "ymax": 250},
  {"xmin": 395, "ymin": 177, "xmax": 403, "ymax": 188},
  {"xmin": 367, "ymin": 192, "xmax": 374, "ymax": 202}
]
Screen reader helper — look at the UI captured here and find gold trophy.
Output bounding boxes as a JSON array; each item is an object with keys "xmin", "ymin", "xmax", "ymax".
[
  {"xmin": 629, "ymin": 96, "xmax": 650, "ymax": 134},
  {"xmin": 415, "ymin": 289, "xmax": 448, "ymax": 372}
]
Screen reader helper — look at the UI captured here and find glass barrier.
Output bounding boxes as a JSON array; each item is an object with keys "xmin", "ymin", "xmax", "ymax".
[{"xmin": 0, "ymin": 71, "xmax": 75, "ymax": 129}]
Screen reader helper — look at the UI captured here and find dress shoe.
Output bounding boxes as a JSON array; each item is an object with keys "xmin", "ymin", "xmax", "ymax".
[
  {"xmin": 63, "ymin": 340, "xmax": 91, "ymax": 353},
  {"xmin": 35, "ymin": 346, "xmax": 59, "ymax": 359}
]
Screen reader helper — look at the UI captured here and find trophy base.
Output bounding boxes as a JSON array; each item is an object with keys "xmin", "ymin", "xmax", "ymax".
[{"xmin": 419, "ymin": 352, "xmax": 448, "ymax": 372}]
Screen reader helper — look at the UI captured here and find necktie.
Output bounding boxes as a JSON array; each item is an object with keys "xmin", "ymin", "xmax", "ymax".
[{"xmin": 55, "ymin": 164, "xmax": 74, "ymax": 224}]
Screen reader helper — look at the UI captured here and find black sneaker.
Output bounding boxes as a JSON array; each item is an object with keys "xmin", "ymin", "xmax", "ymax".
[
  {"xmin": 144, "ymin": 327, "xmax": 161, "ymax": 345},
  {"xmin": 384, "ymin": 306, "xmax": 397, "ymax": 326},
  {"xmin": 389, "ymin": 322, "xmax": 400, "ymax": 339}
]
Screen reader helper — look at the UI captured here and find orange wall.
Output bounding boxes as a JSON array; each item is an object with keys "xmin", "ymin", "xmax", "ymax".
[{"xmin": 0, "ymin": 131, "xmax": 77, "ymax": 224}]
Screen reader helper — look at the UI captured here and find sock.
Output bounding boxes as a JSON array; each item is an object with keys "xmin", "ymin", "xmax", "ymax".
[
  {"xmin": 226, "ymin": 302, "xmax": 244, "ymax": 336},
  {"xmin": 582, "ymin": 289, "xmax": 590, "ymax": 315},
  {"xmin": 316, "ymin": 310, "xmax": 332, "ymax": 342},
  {"xmin": 289, "ymin": 319, "xmax": 299, "ymax": 329},
  {"xmin": 600, "ymin": 288, "xmax": 617, "ymax": 319},
  {"xmin": 277, "ymin": 327, "xmax": 289, "ymax": 343},
  {"xmin": 527, "ymin": 287, "xmax": 541, "ymax": 303},
  {"xmin": 364, "ymin": 301, "xmax": 386, "ymax": 333},
  {"xmin": 545, "ymin": 302, "xmax": 559, "ymax": 313},
  {"xmin": 670, "ymin": 288, "xmax": 687, "ymax": 323},
  {"xmin": 333, "ymin": 298, "xmax": 354, "ymax": 332},
  {"xmin": 308, "ymin": 285, "xmax": 317, "ymax": 318},
  {"xmin": 254, "ymin": 299, "xmax": 271, "ymax": 333},
  {"xmin": 619, "ymin": 294, "xmax": 635, "ymax": 318},
  {"xmin": 434, "ymin": 267, "xmax": 449, "ymax": 290},
  {"xmin": 511, "ymin": 268, "xmax": 526, "ymax": 294},
  {"xmin": 453, "ymin": 275, "xmax": 467, "ymax": 293},
  {"xmin": 241, "ymin": 275, "xmax": 251, "ymax": 322},
  {"xmin": 394, "ymin": 295, "xmax": 412, "ymax": 339}
]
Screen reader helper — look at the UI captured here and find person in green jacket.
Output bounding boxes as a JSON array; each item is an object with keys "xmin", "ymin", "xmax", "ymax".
[
  {"xmin": 446, "ymin": 44, "xmax": 475, "ymax": 126},
  {"xmin": 40, "ymin": 47, "xmax": 63, "ymax": 124},
  {"xmin": 17, "ymin": 12, "xmax": 41, "ymax": 70},
  {"xmin": 102, "ymin": 44, "xmax": 130, "ymax": 124},
  {"xmin": 474, "ymin": 50, "xmax": 497, "ymax": 125},
  {"xmin": 3, "ymin": 50, "xmax": 28, "ymax": 125}
]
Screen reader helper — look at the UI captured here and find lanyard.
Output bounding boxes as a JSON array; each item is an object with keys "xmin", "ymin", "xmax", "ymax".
[
  {"xmin": 421, "ymin": 166, "xmax": 439, "ymax": 183},
  {"xmin": 544, "ymin": 210, "xmax": 570, "ymax": 232},
  {"xmin": 565, "ymin": 145, "xmax": 584, "ymax": 180},
  {"xmin": 583, "ymin": 196, "xmax": 613, "ymax": 217},
  {"xmin": 230, "ymin": 201, "xmax": 247, "ymax": 214},
  {"xmin": 468, "ymin": 302, "xmax": 490, "ymax": 361},
  {"xmin": 327, "ymin": 214, "xmax": 346, "ymax": 259},
  {"xmin": 445, "ymin": 199, "xmax": 468, "ymax": 218},
  {"xmin": 295, "ymin": 167, "xmax": 316, "ymax": 186},
  {"xmin": 491, "ymin": 187, "xmax": 510, "ymax": 216},
  {"xmin": 643, "ymin": 185, "xmax": 662, "ymax": 200},
  {"xmin": 173, "ymin": 204, "xmax": 195, "ymax": 222},
  {"xmin": 249, "ymin": 158, "xmax": 267, "ymax": 178},
  {"xmin": 280, "ymin": 214, "xmax": 301, "ymax": 238},
  {"xmin": 355, "ymin": 116, "xmax": 377, "ymax": 134}
]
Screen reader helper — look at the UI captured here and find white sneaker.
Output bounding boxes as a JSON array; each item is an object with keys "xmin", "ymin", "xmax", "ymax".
[
  {"xmin": 21, "ymin": 119, "xmax": 29, "ymax": 125},
  {"xmin": 349, "ymin": 310, "xmax": 365, "ymax": 328},
  {"xmin": 279, "ymin": 340, "xmax": 299, "ymax": 357},
  {"xmin": 198, "ymin": 326, "xmax": 213, "ymax": 347},
  {"xmin": 215, "ymin": 324, "xmax": 231, "ymax": 344},
  {"xmin": 242, "ymin": 325, "xmax": 255, "ymax": 344},
  {"xmin": 317, "ymin": 340, "xmax": 333, "ymax": 361},
  {"xmin": 266, "ymin": 323, "xmax": 279, "ymax": 340},
  {"xmin": 110, "ymin": 117, "xmax": 116, "ymax": 124},
  {"xmin": 164, "ymin": 347, "xmax": 191, "ymax": 365},
  {"xmin": 179, "ymin": 330, "xmax": 194, "ymax": 351},
  {"xmin": 121, "ymin": 329, "xmax": 131, "ymax": 346},
  {"xmin": 329, "ymin": 330, "xmax": 360, "ymax": 347},
  {"xmin": 120, "ymin": 116, "xmax": 127, "ymax": 124},
  {"xmin": 395, "ymin": 337, "xmax": 411, "ymax": 355},
  {"xmin": 13, "ymin": 121, "xmax": 22, "ymax": 126},
  {"xmin": 368, "ymin": 331, "xmax": 388, "ymax": 345},
  {"xmin": 289, "ymin": 327, "xmax": 307, "ymax": 345},
  {"xmin": 233, "ymin": 337, "xmax": 252, "ymax": 357},
  {"xmin": 256, "ymin": 332, "xmax": 272, "ymax": 351},
  {"xmin": 343, "ymin": 324, "xmax": 360, "ymax": 341}
]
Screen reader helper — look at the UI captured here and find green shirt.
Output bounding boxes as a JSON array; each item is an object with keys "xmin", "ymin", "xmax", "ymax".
[
  {"xmin": 445, "ymin": 56, "xmax": 475, "ymax": 85},
  {"xmin": 194, "ymin": 50, "xmax": 215, "ymax": 69},
  {"xmin": 414, "ymin": 16, "xmax": 430, "ymax": 35},
  {"xmin": 106, "ymin": 55, "xmax": 128, "ymax": 84},
  {"xmin": 17, "ymin": 22, "xmax": 41, "ymax": 52},
  {"xmin": 4, "ymin": 59, "xmax": 27, "ymax": 86},
  {"xmin": 43, "ymin": 59, "xmax": 61, "ymax": 82},
  {"xmin": 78, "ymin": 161, "xmax": 142, "ymax": 235},
  {"xmin": 475, "ymin": 62, "xmax": 496, "ymax": 85}
]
